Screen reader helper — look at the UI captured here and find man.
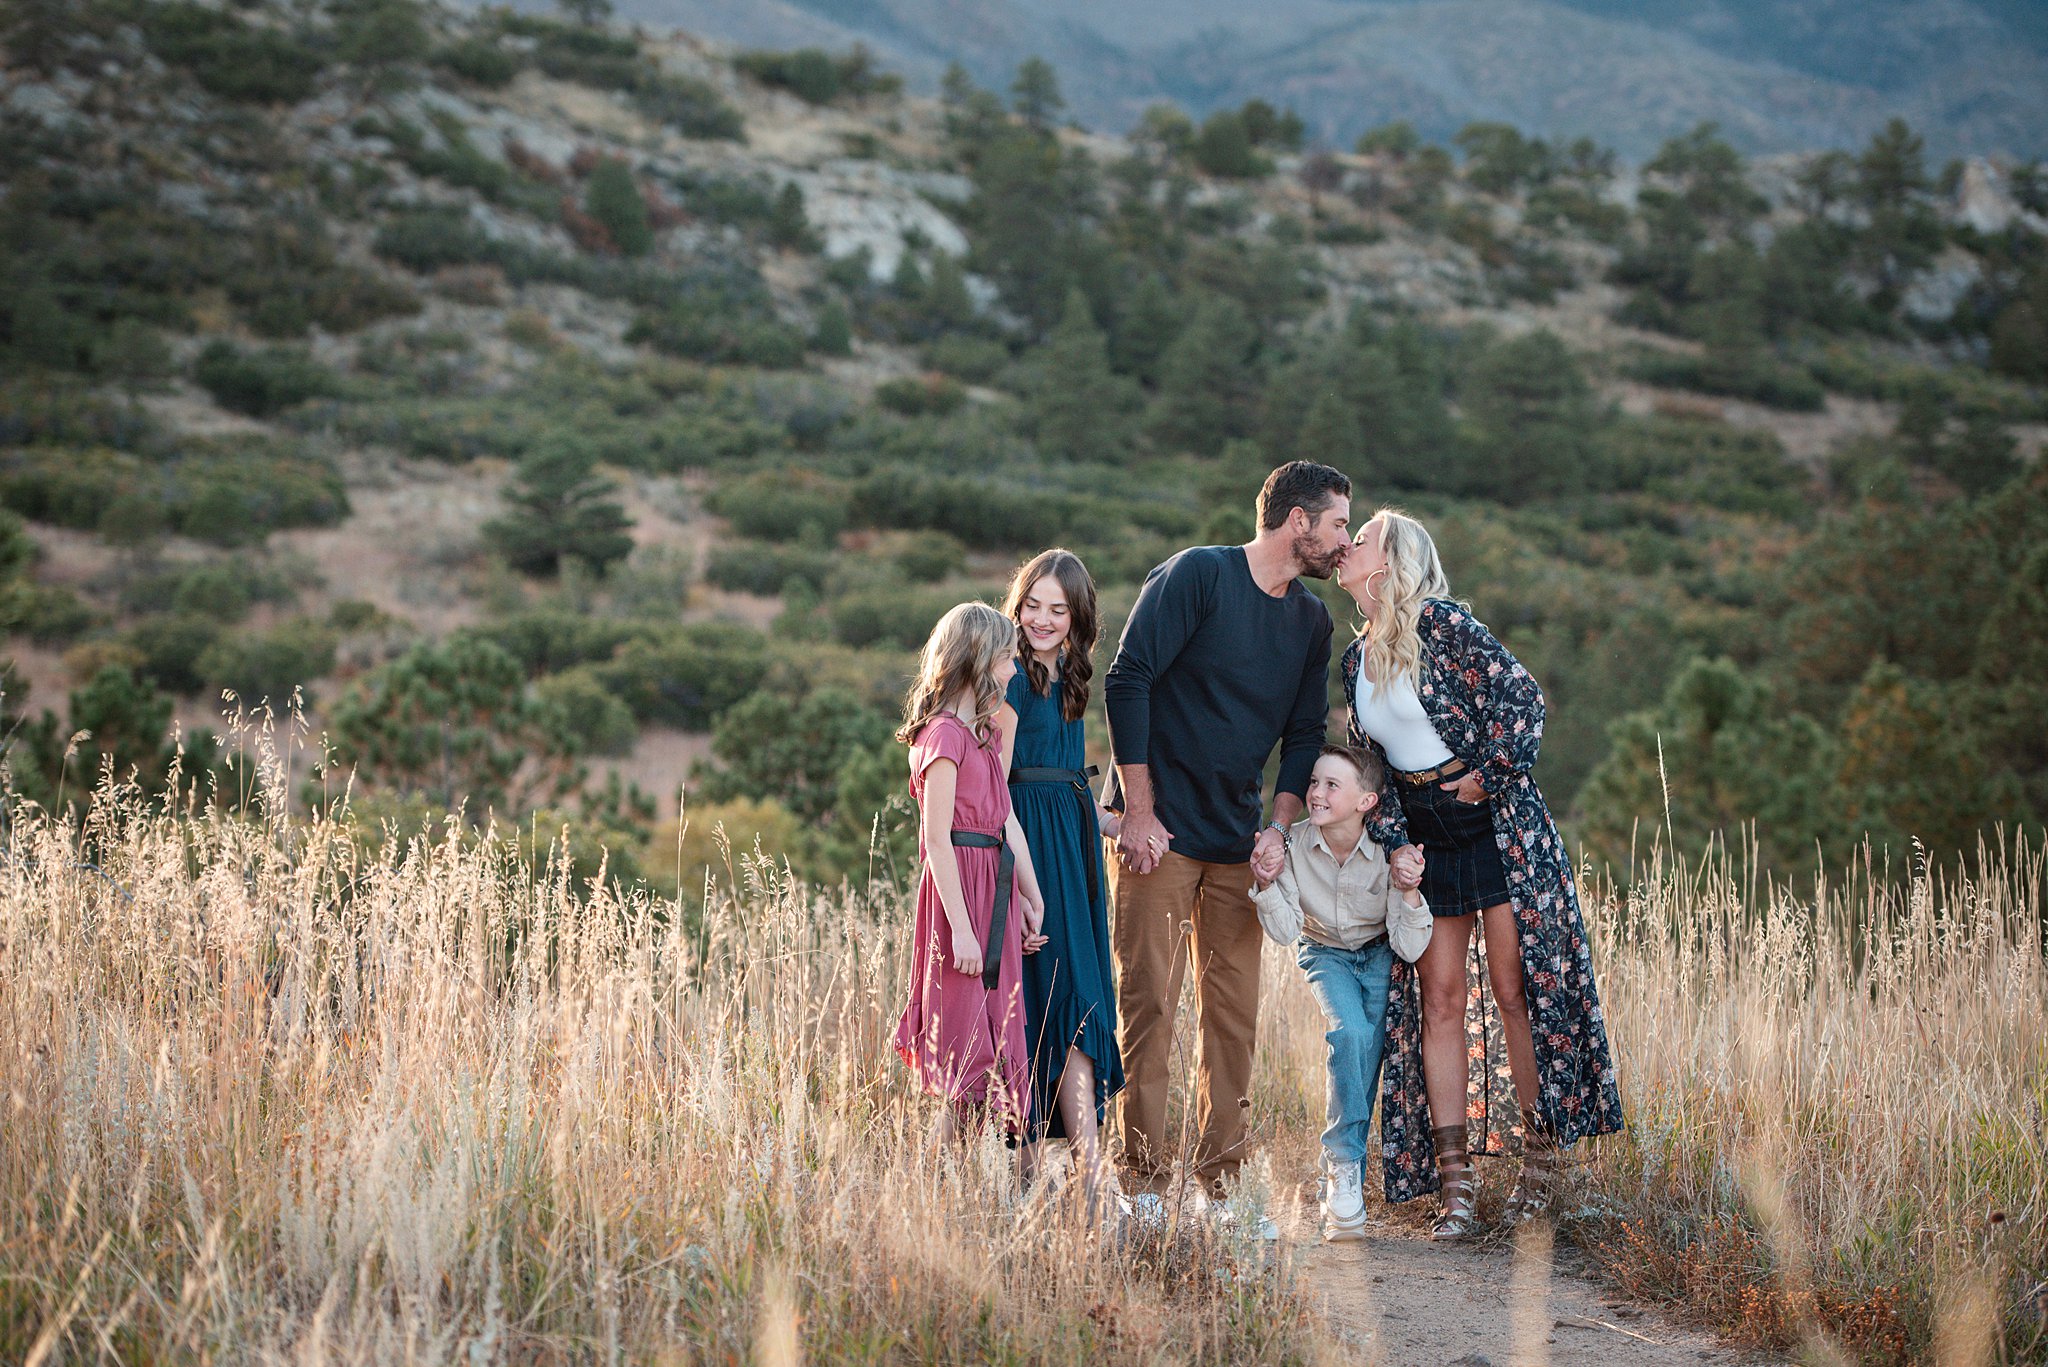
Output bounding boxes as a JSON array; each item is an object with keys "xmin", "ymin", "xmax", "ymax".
[{"xmin": 1103, "ymin": 460, "xmax": 1360, "ymax": 1206}]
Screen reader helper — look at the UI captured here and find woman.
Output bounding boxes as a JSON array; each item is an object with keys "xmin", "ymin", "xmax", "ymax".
[
  {"xmin": 1337, "ymin": 508, "xmax": 1622, "ymax": 1238},
  {"xmin": 996, "ymin": 548, "xmax": 1125, "ymax": 1218}
]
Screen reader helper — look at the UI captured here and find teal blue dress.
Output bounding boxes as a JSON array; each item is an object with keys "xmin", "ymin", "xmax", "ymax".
[{"xmin": 1006, "ymin": 669, "xmax": 1124, "ymax": 1141}]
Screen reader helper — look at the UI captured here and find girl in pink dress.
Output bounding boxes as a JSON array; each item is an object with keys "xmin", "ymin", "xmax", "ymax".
[{"xmin": 894, "ymin": 603, "xmax": 1048, "ymax": 1145}]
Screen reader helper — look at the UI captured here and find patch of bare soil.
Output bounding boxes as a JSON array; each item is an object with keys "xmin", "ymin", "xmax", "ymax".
[
  {"xmin": 1608, "ymin": 381, "xmax": 1894, "ymax": 471},
  {"xmin": 1286, "ymin": 1211, "xmax": 1778, "ymax": 1366}
]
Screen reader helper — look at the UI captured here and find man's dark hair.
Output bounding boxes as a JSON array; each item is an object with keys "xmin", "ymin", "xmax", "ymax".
[
  {"xmin": 1256, "ymin": 461, "xmax": 1352, "ymax": 532},
  {"xmin": 1319, "ymin": 741, "xmax": 1385, "ymax": 794}
]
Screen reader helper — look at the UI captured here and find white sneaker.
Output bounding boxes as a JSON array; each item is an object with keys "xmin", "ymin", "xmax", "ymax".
[
  {"xmin": 1126, "ymin": 1192, "xmax": 1169, "ymax": 1230},
  {"xmin": 1321, "ymin": 1155, "xmax": 1368, "ymax": 1242}
]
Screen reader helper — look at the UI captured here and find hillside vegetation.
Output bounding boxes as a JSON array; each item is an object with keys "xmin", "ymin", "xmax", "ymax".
[{"xmin": 3, "ymin": 0, "xmax": 2047, "ymax": 890}]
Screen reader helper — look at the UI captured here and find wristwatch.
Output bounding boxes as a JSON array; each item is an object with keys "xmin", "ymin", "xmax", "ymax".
[{"xmin": 1264, "ymin": 820, "xmax": 1290, "ymax": 846}]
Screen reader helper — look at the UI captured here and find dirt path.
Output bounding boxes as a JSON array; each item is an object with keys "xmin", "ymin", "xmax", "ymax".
[{"xmin": 1288, "ymin": 1218, "xmax": 1778, "ymax": 1366}]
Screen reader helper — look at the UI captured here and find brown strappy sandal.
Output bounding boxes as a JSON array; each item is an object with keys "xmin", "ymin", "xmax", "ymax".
[
  {"xmin": 1430, "ymin": 1124, "xmax": 1481, "ymax": 1241},
  {"xmin": 1502, "ymin": 1105, "xmax": 1558, "ymax": 1225}
]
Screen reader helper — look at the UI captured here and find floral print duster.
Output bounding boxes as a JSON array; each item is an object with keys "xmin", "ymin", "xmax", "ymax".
[{"xmin": 1345, "ymin": 598, "xmax": 1624, "ymax": 1203}]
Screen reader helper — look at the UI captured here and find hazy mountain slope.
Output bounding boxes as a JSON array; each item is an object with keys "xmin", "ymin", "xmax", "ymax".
[{"xmin": 608, "ymin": 0, "xmax": 2048, "ymax": 158}]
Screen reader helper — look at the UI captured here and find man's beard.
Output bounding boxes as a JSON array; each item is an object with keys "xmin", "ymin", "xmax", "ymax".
[{"xmin": 1293, "ymin": 531, "xmax": 1343, "ymax": 579}]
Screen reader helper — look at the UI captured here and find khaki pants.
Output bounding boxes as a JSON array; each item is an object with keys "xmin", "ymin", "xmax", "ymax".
[{"xmin": 1108, "ymin": 848, "xmax": 1261, "ymax": 1197}]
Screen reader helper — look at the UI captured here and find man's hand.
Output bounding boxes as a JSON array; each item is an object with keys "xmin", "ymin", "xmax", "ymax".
[
  {"xmin": 1440, "ymin": 771, "xmax": 1487, "ymax": 805},
  {"xmin": 950, "ymin": 921, "xmax": 984, "ymax": 979},
  {"xmin": 1117, "ymin": 808, "xmax": 1173, "ymax": 874},
  {"xmin": 1251, "ymin": 825, "xmax": 1286, "ymax": 884},
  {"xmin": 1391, "ymin": 842, "xmax": 1425, "ymax": 891}
]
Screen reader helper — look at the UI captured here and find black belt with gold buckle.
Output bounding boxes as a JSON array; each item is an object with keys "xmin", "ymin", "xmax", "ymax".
[{"xmin": 1394, "ymin": 757, "xmax": 1467, "ymax": 787}]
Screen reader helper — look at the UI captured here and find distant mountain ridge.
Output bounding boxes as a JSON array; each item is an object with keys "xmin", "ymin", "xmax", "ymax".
[{"xmin": 602, "ymin": 0, "xmax": 2048, "ymax": 159}]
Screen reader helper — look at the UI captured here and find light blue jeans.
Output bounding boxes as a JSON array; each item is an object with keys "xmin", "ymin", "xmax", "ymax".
[{"xmin": 1296, "ymin": 937, "xmax": 1394, "ymax": 1166}]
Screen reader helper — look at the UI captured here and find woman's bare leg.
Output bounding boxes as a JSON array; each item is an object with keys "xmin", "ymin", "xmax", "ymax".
[
  {"xmin": 1416, "ymin": 913, "xmax": 1476, "ymax": 1126},
  {"xmin": 1055, "ymin": 1047, "xmax": 1103, "ymax": 1210},
  {"xmin": 1480, "ymin": 902, "xmax": 1540, "ymax": 1115}
]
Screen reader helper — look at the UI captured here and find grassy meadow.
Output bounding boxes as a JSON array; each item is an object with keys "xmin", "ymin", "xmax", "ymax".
[{"xmin": 1, "ymin": 736, "xmax": 2042, "ymax": 1365}]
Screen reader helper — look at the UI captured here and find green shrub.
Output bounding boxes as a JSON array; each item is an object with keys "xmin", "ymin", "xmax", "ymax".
[
  {"xmin": 811, "ymin": 300, "xmax": 853, "ymax": 356},
  {"xmin": 848, "ymin": 466, "xmax": 1105, "ymax": 549},
  {"xmin": 1627, "ymin": 348, "xmax": 1826, "ymax": 412},
  {"xmin": 0, "ymin": 508, "xmax": 37, "ymax": 581},
  {"xmin": 140, "ymin": 1, "xmax": 327, "ymax": 104},
  {"xmin": 195, "ymin": 617, "xmax": 338, "ymax": 704},
  {"xmin": 0, "ymin": 580, "xmax": 99, "ymax": 645},
  {"xmin": 735, "ymin": 46, "xmax": 899, "ymax": 105},
  {"xmin": 706, "ymin": 469, "xmax": 847, "ymax": 543},
  {"xmin": 827, "ymin": 584, "xmax": 993, "ymax": 650},
  {"xmin": 629, "ymin": 74, "xmax": 745, "ymax": 141},
  {"xmin": 118, "ymin": 560, "xmax": 298, "ymax": 620},
  {"xmin": 593, "ymin": 622, "xmax": 768, "ymax": 729},
  {"xmin": 434, "ymin": 37, "xmax": 520, "ymax": 87},
  {"xmin": 0, "ymin": 378, "xmax": 160, "ymax": 451},
  {"xmin": 194, "ymin": 341, "xmax": 343, "ymax": 417},
  {"xmin": 372, "ymin": 209, "xmax": 497, "ymax": 273},
  {"xmin": 462, "ymin": 612, "xmax": 642, "ymax": 676},
  {"xmin": 584, "ymin": 158, "xmax": 653, "ymax": 257},
  {"xmin": 123, "ymin": 613, "xmax": 224, "ymax": 693},
  {"xmin": 627, "ymin": 304, "xmax": 807, "ymax": 368},
  {"xmin": 921, "ymin": 335, "xmax": 1006, "ymax": 383},
  {"xmin": 703, "ymin": 540, "xmax": 833, "ymax": 596},
  {"xmin": 892, "ymin": 530, "xmax": 966, "ymax": 583},
  {"xmin": 171, "ymin": 446, "xmax": 351, "ymax": 544},
  {"xmin": 874, "ymin": 374, "xmax": 966, "ymax": 416},
  {"xmin": 535, "ymin": 666, "xmax": 638, "ymax": 756}
]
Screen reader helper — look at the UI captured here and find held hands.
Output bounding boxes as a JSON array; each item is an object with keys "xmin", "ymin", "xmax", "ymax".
[
  {"xmin": 1440, "ymin": 772, "xmax": 1487, "ymax": 805},
  {"xmin": 1116, "ymin": 809, "xmax": 1173, "ymax": 874},
  {"xmin": 1021, "ymin": 895, "xmax": 1047, "ymax": 955},
  {"xmin": 1096, "ymin": 805, "xmax": 1123, "ymax": 842},
  {"xmin": 1251, "ymin": 825, "xmax": 1286, "ymax": 887},
  {"xmin": 1390, "ymin": 843, "xmax": 1425, "ymax": 891}
]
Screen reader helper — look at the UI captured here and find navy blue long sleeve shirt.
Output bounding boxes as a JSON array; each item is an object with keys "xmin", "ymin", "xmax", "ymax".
[{"xmin": 1102, "ymin": 545, "xmax": 1334, "ymax": 865}]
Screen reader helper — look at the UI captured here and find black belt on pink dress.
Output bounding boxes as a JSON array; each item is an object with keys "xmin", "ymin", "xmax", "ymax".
[{"xmin": 950, "ymin": 830, "xmax": 1012, "ymax": 990}]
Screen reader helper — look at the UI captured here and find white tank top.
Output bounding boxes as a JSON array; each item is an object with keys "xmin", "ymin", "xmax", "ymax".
[{"xmin": 1352, "ymin": 664, "xmax": 1456, "ymax": 772}]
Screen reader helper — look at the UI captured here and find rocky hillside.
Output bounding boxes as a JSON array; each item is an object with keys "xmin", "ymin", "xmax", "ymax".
[
  {"xmin": 619, "ymin": 0, "xmax": 2048, "ymax": 160},
  {"xmin": 3, "ymin": 0, "xmax": 2045, "ymax": 891}
]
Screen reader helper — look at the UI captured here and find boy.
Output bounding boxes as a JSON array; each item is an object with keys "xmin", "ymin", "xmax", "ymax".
[{"xmin": 1252, "ymin": 743, "xmax": 1432, "ymax": 1241}]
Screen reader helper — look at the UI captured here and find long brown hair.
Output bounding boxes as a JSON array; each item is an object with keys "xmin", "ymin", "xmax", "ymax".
[
  {"xmin": 1000, "ymin": 548, "xmax": 1098, "ymax": 723},
  {"xmin": 896, "ymin": 602, "xmax": 1017, "ymax": 744}
]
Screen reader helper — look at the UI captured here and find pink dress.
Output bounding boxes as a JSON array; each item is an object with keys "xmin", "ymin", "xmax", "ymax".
[{"xmin": 893, "ymin": 713, "xmax": 1030, "ymax": 1132}]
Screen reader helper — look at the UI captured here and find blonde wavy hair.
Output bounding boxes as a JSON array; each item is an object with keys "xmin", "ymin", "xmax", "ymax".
[
  {"xmin": 896, "ymin": 602, "xmax": 1018, "ymax": 745},
  {"xmin": 1359, "ymin": 508, "xmax": 1458, "ymax": 694}
]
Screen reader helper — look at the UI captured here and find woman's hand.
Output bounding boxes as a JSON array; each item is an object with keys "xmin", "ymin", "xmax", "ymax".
[
  {"xmin": 1440, "ymin": 772, "xmax": 1487, "ymax": 805},
  {"xmin": 1022, "ymin": 895, "xmax": 1046, "ymax": 954},
  {"xmin": 1391, "ymin": 843, "xmax": 1425, "ymax": 890},
  {"xmin": 1097, "ymin": 805, "xmax": 1122, "ymax": 841},
  {"xmin": 950, "ymin": 922, "xmax": 984, "ymax": 979}
]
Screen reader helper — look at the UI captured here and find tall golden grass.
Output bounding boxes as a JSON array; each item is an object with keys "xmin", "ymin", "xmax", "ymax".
[
  {"xmin": 3, "ymin": 744, "xmax": 2043, "ymax": 1363},
  {"xmin": 0, "ymin": 743, "xmax": 1329, "ymax": 1365}
]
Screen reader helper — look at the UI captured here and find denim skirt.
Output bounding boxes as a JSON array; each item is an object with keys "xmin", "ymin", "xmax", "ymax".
[{"xmin": 1395, "ymin": 776, "xmax": 1512, "ymax": 917}]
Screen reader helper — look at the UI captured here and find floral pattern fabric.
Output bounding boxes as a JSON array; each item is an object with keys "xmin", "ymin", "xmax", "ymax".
[{"xmin": 1343, "ymin": 598, "xmax": 1624, "ymax": 1203}]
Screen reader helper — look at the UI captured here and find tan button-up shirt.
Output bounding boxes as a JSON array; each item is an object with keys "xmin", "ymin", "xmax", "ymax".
[{"xmin": 1251, "ymin": 819, "xmax": 1433, "ymax": 961}]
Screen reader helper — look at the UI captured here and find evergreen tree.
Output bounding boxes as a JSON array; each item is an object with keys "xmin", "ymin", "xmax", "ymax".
[
  {"xmin": 556, "ymin": 0, "xmax": 613, "ymax": 25},
  {"xmin": 769, "ymin": 181, "xmax": 814, "ymax": 250},
  {"xmin": 1975, "ymin": 543, "xmax": 2048, "ymax": 819},
  {"xmin": 329, "ymin": 636, "xmax": 581, "ymax": 813},
  {"xmin": 1110, "ymin": 272, "xmax": 1178, "ymax": 384},
  {"xmin": 1572, "ymin": 657, "xmax": 1845, "ymax": 880},
  {"xmin": 584, "ymin": 159, "xmax": 652, "ymax": 257},
  {"xmin": 1459, "ymin": 329, "xmax": 1603, "ymax": 501},
  {"xmin": 1852, "ymin": 118, "xmax": 1943, "ymax": 308},
  {"xmin": 484, "ymin": 441, "xmax": 636, "ymax": 577},
  {"xmin": 810, "ymin": 299, "xmax": 852, "ymax": 355},
  {"xmin": 1010, "ymin": 57, "xmax": 1063, "ymax": 132},
  {"xmin": 1026, "ymin": 289, "xmax": 1140, "ymax": 462},
  {"xmin": 1293, "ymin": 384, "xmax": 1365, "ymax": 473},
  {"xmin": 1146, "ymin": 295, "xmax": 1259, "ymax": 455},
  {"xmin": 1835, "ymin": 660, "xmax": 2018, "ymax": 862},
  {"xmin": 1192, "ymin": 110, "xmax": 1264, "ymax": 178},
  {"xmin": 1938, "ymin": 413, "xmax": 2020, "ymax": 495},
  {"xmin": 921, "ymin": 253, "xmax": 976, "ymax": 331}
]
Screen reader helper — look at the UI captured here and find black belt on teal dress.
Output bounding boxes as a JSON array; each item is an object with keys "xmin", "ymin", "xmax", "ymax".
[
  {"xmin": 949, "ymin": 830, "xmax": 1013, "ymax": 990},
  {"xmin": 1008, "ymin": 764, "xmax": 1100, "ymax": 793}
]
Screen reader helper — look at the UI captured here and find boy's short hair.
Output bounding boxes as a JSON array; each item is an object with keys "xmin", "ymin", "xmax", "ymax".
[{"xmin": 1317, "ymin": 742, "xmax": 1384, "ymax": 794}]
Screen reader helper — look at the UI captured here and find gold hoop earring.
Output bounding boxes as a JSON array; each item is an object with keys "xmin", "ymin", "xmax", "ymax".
[{"xmin": 1366, "ymin": 569, "xmax": 1389, "ymax": 598}]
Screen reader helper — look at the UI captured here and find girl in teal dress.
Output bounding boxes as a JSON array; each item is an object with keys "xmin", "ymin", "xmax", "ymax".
[{"xmin": 998, "ymin": 549, "xmax": 1126, "ymax": 1215}]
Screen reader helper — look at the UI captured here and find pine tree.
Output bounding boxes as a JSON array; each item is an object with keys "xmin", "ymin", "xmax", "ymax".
[
  {"xmin": 1460, "ymin": 329, "xmax": 1603, "ymax": 501},
  {"xmin": 922, "ymin": 253, "xmax": 976, "ymax": 331},
  {"xmin": 1010, "ymin": 57, "xmax": 1063, "ymax": 132},
  {"xmin": 584, "ymin": 159, "xmax": 652, "ymax": 257},
  {"xmin": 769, "ymin": 181, "xmax": 814, "ymax": 250},
  {"xmin": 810, "ymin": 299, "xmax": 852, "ymax": 356},
  {"xmin": 1146, "ymin": 295, "xmax": 1258, "ymax": 455},
  {"xmin": 484, "ymin": 441, "xmax": 636, "ymax": 577},
  {"xmin": 1937, "ymin": 413, "xmax": 2020, "ymax": 495},
  {"xmin": 1027, "ymin": 289, "xmax": 1141, "ymax": 462},
  {"xmin": 1293, "ymin": 385, "xmax": 1365, "ymax": 473},
  {"xmin": 1111, "ymin": 272, "xmax": 1178, "ymax": 384}
]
